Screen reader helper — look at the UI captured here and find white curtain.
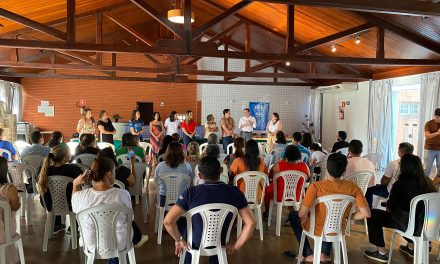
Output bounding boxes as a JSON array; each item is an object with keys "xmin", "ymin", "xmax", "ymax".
[
  {"xmin": 0, "ymin": 81, "xmax": 22, "ymax": 121},
  {"xmin": 309, "ymin": 89, "xmax": 322, "ymax": 142},
  {"xmin": 417, "ymin": 72, "xmax": 440, "ymax": 157},
  {"xmin": 367, "ymin": 79, "xmax": 394, "ymax": 169}
]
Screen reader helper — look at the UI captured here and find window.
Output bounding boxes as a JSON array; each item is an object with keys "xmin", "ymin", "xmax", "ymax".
[{"xmin": 399, "ymin": 102, "xmax": 419, "ymax": 115}]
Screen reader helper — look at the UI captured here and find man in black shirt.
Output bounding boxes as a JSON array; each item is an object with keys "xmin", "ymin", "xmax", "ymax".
[{"xmin": 331, "ymin": 131, "xmax": 350, "ymax": 153}]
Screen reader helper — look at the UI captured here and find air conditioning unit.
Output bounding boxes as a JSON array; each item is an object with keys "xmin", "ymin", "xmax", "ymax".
[{"xmin": 316, "ymin": 82, "xmax": 358, "ymax": 93}]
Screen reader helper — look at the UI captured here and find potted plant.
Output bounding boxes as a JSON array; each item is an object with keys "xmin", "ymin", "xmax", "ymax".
[{"xmin": 112, "ymin": 114, "xmax": 121, "ymax": 122}]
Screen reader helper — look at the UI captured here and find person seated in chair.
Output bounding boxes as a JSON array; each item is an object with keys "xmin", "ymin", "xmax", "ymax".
[
  {"xmin": 284, "ymin": 153, "xmax": 370, "ymax": 262},
  {"xmin": 365, "ymin": 142, "xmax": 414, "ymax": 208},
  {"xmin": 345, "ymin": 139, "xmax": 376, "ymax": 187},
  {"xmin": 291, "ymin": 132, "xmax": 310, "ymax": 164},
  {"xmin": 164, "ymin": 156, "xmax": 256, "ymax": 264},
  {"xmin": 74, "ymin": 134, "xmax": 99, "ymax": 157},
  {"xmin": 21, "ymin": 131, "xmax": 50, "ymax": 159},
  {"xmin": 331, "ymin": 131, "xmax": 350, "ymax": 153},
  {"xmin": 0, "ymin": 128, "xmax": 18, "ymax": 160}
]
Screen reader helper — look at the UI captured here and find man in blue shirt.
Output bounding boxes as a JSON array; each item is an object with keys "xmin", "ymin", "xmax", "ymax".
[
  {"xmin": 291, "ymin": 132, "xmax": 311, "ymax": 163},
  {"xmin": 164, "ymin": 156, "xmax": 256, "ymax": 264},
  {"xmin": 0, "ymin": 128, "xmax": 18, "ymax": 160},
  {"xmin": 21, "ymin": 131, "xmax": 50, "ymax": 159}
]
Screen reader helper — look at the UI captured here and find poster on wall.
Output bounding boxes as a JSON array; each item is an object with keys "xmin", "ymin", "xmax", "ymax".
[{"xmin": 249, "ymin": 102, "xmax": 269, "ymax": 131}]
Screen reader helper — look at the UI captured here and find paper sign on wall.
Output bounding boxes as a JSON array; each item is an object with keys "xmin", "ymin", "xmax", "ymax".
[{"xmin": 44, "ymin": 106, "xmax": 55, "ymax": 117}]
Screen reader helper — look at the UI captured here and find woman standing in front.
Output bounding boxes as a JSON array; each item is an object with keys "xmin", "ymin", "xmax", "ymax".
[
  {"xmin": 266, "ymin": 113, "xmax": 282, "ymax": 150},
  {"xmin": 76, "ymin": 107, "xmax": 96, "ymax": 137},
  {"xmin": 97, "ymin": 110, "xmax": 116, "ymax": 144},
  {"xmin": 164, "ymin": 111, "xmax": 181, "ymax": 136},
  {"xmin": 149, "ymin": 112, "xmax": 164, "ymax": 156},
  {"xmin": 181, "ymin": 110, "xmax": 196, "ymax": 147},
  {"xmin": 129, "ymin": 110, "xmax": 145, "ymax": 141}
]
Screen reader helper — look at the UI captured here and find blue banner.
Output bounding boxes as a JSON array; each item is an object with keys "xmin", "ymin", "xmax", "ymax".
[{"xmin": 249, "ymin": 102, "xmax": 269, "ymax": 131}]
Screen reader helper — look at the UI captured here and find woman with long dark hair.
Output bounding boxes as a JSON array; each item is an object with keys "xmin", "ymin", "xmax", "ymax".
[
  {"xmin": 129, "ymin": 110, "xmax": 144, "ymax": 141},
  {"xmin": 266, "ymin": 113, "xmax": 283, "ymax": 150},
  {"xmin": 309, "ymin": 142, "xmax": 328, "ymax": 165},
  {"xmin": 225, "ymin": 137, "xmax": 245, "ymax": 167},
  {"xmin": 364, "ymin": 154, "xmax": 437, "ymax": 263},
  {"xmin": 149, "ymin": 112, "xmax": 164, "ymax": 156},
  {"xmin": 47, "ymin": 131, "xmax": 63, "ymax": 148},
  {"xmin": 157, "ymin": 135, "xmax": 173, "ymax": 157},
  {"xmin": 164, "ymin": 111, "xmax": 181, "ymax": 136},
  {"xmin": 75, "ymin": 134, "xmax": 99, "ymax": 156}
]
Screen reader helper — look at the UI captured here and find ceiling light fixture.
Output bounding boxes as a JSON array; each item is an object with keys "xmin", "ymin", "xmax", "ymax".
[
  {"xmin": 167, "ymin": 1, "xmax": 195, "ymax": 24},
  {"xmin": 285, "ymin": 61, "xmax": 291, "ymax": 66},
  {"xmin": 355, "ymin": 35, "xmax": 361, "ymax": 44},
  {"xmin": 331, "ymin": 44, "xmax": 337, "ymax": 52}
]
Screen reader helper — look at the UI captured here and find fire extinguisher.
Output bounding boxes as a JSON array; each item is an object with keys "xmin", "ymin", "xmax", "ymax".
[{"xmin": 338, "ymin": 106, "xmax": 344, "ymax": 120}]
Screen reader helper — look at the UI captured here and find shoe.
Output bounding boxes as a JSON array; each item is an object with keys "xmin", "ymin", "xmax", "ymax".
[
  {"xmin": 399, "ymin": 245, "xmax": 414, "ymax": 257},
  {"xmin": 283, "ymin": 250, "xmax": 296, "ymax": 260},
  {"xmin": 53, "ymin": 224, "xmax": 66, "ymax": 235},
  {"xmin": 65, "ymin": 226, "xmax": 80, "ymax": 236},
  {"xmin": 134, "ymin": 235, "xmax": 149, "ymax": 248},
  {"xmin": 364, "ymin": 250, "xmax": 389, "ymax": 263}
]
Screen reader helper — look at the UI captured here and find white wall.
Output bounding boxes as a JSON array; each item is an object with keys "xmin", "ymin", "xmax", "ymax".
[
  {"xmin": 321, "ymin": 81, "xmax": 370, "ymax": 151},
  {"xmin": 198, "ymin": 49, "xmax": 311, "ymax": 136}
]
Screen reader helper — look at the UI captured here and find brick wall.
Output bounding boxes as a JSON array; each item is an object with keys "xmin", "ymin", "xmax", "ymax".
[{"xmin": 21, "ymin": 78, "xmax": 199, "ymax": 140}]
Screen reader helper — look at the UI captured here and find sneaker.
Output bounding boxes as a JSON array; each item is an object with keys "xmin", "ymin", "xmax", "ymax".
[
  {"xmin": 283, "ymin": 250, "xmax": 296, "ymax": 260},
  {"xmin": 53, "ymin": 224, "xmax": 66, "ymax": 235},
  {"xmin": 399, "ymin": 245, "xmax": 414, "ymax": 257},
  {"xmin": 134, "ymin": 235, "xmax": 149, "ymax": 248},
  {"xmin": 364, "ymin": 250, "xmax": 389, "ymax": 263}
]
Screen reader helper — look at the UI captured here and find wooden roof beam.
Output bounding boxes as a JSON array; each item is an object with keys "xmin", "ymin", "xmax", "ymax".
[
  {"xmin": 66, "ymin": 0, "xmax": 76, "ymax": 43},
  {"xmin": 192, "ymin": 1, "xmax": 251, "ymax": 40},
  {"xmin": 129, "ymin": 0, "xmax": 183, "ymax": 39},
  {"xmin": 104, "ymin": 12, "xmax": 154, "ymax": 46},
  {"xmin": 206, "ymin": 20, "xmax": 244, "ymax": 44},
  {"xmin": 0, "ymin": 8, "xmax": 67, "ymax": 41},
  {"xmin": 255, "ymin": 0, "xmax": 440, "ymax": 17}
]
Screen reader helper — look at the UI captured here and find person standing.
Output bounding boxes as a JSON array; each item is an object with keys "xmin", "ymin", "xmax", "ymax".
[
  {"xmin": 149, "ymin": 112, "xmax": 165, "ymax": 156},
  {"xmin": 204, "ymin": 114, "xmax": 219, "ymax": 139},
  {"xmin": 220, "ymin": 109, "xmax": 235, "ymax": 152},
  {"xmin": 97, "ymin": 110, "xmax": 116, "ymax": 144},
  {"xmin": 129, "ymin": 110, "xmax": 145, "ymax": 141},
  {"xmin": 238, "ymin": 108, "xmax": 256, "ymax": 142},
  {"xmin": 266, "ymin": 112, "xmax": 283, "ymax": 150},
  {"xmin": 181, "ymin": 110, "xmax": 196, "ymax": 147},
  {"xmin": 424, "ymin": 108, "xmax": 440, "ymax": 187},
  {"xmin": 76, "ymin": 107, "xmax": 96, "ymax": 137},
  {"xmin": 164, "ymin": 111, "xmax": 181, "ymax": 136}
]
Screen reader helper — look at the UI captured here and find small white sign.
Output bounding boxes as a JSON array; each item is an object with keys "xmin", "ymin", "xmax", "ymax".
[
  {"xmin": 44, "ymin": 106, "xmax": 55, "ymax": 117},
  {"xmin": 41, "ymin": 101, "xmax": 49, "ymax": 106},
  {"xmin": 37, "ymin": 105, "xmax": 45, "ymax": 113}
]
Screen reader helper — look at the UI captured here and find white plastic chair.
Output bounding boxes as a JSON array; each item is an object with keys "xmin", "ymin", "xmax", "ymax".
[
  {"xmin": 157, "ymin": 154, "xmax": 166, "ymax": 163},
  {"xmin": 21, "ymin": 154, "xmax": 45, "ymax": 174},
  {"xmin": 233, "ymin": 171, "xmax": 267, "ymax": 241},
  {"xmin": 218, "ymin": 153, "xmax": 228, "ymax": 164},
  {"xmin": 306, "ymin": 162, "xmax": 321, "ymax": 188},
  {"xmin": 0, "ymin": 200, "xmax": 25, "ymax": 264},
  {"xmin": 265, "ymin": 147, "xmax": 283, "ymax": 168},
  {"xmin": 178, "ymin": 203, "xmax": 238, "ymax": 264},
  {"xmin": 268, "ymin": 170, "xmax": 307, "ymax": 236},
  {"xmin": 199, "ymin": 143, "xmax": 208, "ymax": 154},
  {"xmin": 139, "ymin": 142, "xmax": 152, "ymax": 157},
  {"xmin": 154, "ymin": 173, "xmax": 191, "ymax": 244},
  {"xmin": 297, "ymin": 194, "xmax": 356, "ymax": 264},
  {"xmin": 258, "ymin": 142, "xmax": 269, "ymax": 154},
  {"xmin": 387, "ymin": 193, "xmax": 440, "ymax": 264},
  {"xmin": 0, "ymin": 148, "xmax": 12, "ymax": 161},
  {"xmin": 42, "ymin": 176, "xmax": 78, "ymax": 251},
  {"xmin": 363, "ymin": 153, "xmax": 382, "ymax": 171},
  {"xmin": 8, "ymin": 162, "xmax": 36, "ymax": 228},
  {"xmin": 76, "ymin": 204, "xmax": 136, "ymax": 264},
  {"xmin": 226, "ymin": 143, "xmax": 235, "ymax": 155},
  {"xmin": 97, "ymin": 142, "xmax": 115, "ymax": 152},
  {"xmin": 344, "ymin": 170, "xmax": 373, "ymax": 234},
  {"xmin": 337, "ymin": 147, "xmax": 349, "ymax": 156},
  {"xmin": 74, "ymin": 153, "xmax": 97, "ymax": 167},
  {"xmin": 116, "ymin": 154, "xmax": 142, "ymax": 165},
  {"xmin": 66, "ymin": 141, "xmax": 79, "ymax": 155},
  {"xmin": 122, "ymin": 163, "xmax": 151, "ymax": 223},
  {"xmin": 14, "ymin": 141, "xmax": 31, "ymax": 155},
  {"xmin": 301, "ymin": 152, "xmax": 309, "ymax": 164},
  {"xmin": 113, "ymin": 180, "xmax": 125, "ymax": 190}
]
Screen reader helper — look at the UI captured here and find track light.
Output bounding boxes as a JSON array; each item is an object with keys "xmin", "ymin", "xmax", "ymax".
[
  {"xmin": 355, "ymin": 35, "xmax": 361, "ymax": 44},
  {"xmin": 331, "ymin": 44, "xmax": 337, "ymax": 52},
  {"xmin": 285, "ymin": 61, "xmax": 291, "ymax": 66}
]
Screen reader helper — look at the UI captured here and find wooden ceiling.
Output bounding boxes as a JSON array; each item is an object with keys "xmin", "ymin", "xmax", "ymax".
[{"xmin": 0, "ymin": 0, "xmax": 439, "ymax": 86}]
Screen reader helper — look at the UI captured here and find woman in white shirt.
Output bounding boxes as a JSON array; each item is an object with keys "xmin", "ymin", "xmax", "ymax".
[
  {"xmin": 72, "ymin": 157, "xmax": 148, "ymax": 263},
  {"xmin": 309, "ymin": 143, "xmax": 328, "ymax": 165},
  {"xmin": 164, "ymin": 111, "xmax": 181, "ymax": 136},
  {"xmin": 266, "ymin": 113, "xmax": 283, "ymax": 150}
]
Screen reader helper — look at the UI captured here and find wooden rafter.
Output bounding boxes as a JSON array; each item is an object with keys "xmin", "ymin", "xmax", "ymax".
[
  {"xmin": 66, "ymin": 0, "xmax": 76, "ymax": 43},
  {"xmin": 184, "ymin": 0, "xmax": 192, "ymax": 53},
  {"xmin": 376, "ymin": 26, "xmax": 385, "ymax": 59},
  {"xmin": 129, "ymin": 0, "xmax": 183, "ymax": 39},
  {"xmin": 286, "ymin": 5, "xmax": 295, "ymax": 54},
  {"xmin": 205, "ymin": 20, "xmax": 244, "ymax": 44},
  {"xmin": 0, "ymin": 8, "xmax": 67, "ymax": 40},
  {"xmin": 192, "ymin": 1, "xmax": 251, "ymax": 40},
  {"xmin": 104, "ymin": 12, "xmax": 154, "ymax": 46},
  {"xmin": 96, "ymin": 13, "xmax": 103, "ymax": 65}
]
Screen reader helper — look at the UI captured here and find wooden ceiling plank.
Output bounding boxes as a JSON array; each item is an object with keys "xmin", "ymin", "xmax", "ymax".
[
  {"xmin": 129, "ymin": 0, "xmax": 183, "ymax": 39},
  {"xmin": 254, "ymin": 0, "xmax": 440, "ymax": 16},
  {"xmin": 184, "ymin": 0, "xmax": 192, "ymax": 53},
  {"xmin": 66, "ymin": 0, "xmax": 76, "ymax": 43},
  {"xmin": 192, "ymin": 0, "xmax": 251, "ymax": 40},
  {"xmin": 245, "ymin": 23, "xmax": 251, "ymax": 71},
  {"xmin": 96, "ymin": 13, "xmax": 103, "ymax": 65},
  {"xmin": 103, "ymin": 12, "xmax": 154, "ymax": 46},
  {"xmin": 374, "ymin": 66, "xmax": 440, "ymax": 80},
  {"xmin": 286, "ymin": 5, "xmax": 295, "ymax": 54},
  {"xmin": 0, "ymin": 8, "xmax": 67, "ymax": 41},
  {"xmin": 206, "ymin": 20, "xmax": 244, "ymax": 44},
  {"xmin": 293, "ymin": 23, "xmax": 374, "ymax": 54}
]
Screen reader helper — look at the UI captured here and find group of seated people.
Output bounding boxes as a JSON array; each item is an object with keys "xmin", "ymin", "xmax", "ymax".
[{"xmin": 1, "ymin": 126, "xmax": 439, "ymax": 264}]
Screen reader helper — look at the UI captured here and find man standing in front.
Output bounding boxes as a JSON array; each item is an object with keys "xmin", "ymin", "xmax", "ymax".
[
  {"xmin": 220, "ymin": 109, "xmax": 235, "ymax": 153},
  {"xmin": 238, "ymin": 108, "xmax": 256, "ymax": 142},
  {"xmin": 424, "ymin": 108, "xmax": 440, "ymax": 187}
]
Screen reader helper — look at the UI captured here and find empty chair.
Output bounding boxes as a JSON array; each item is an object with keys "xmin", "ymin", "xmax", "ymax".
[
  {"xmin": 66, "ymin": 142, "xmax": 79, "ymax": 156},
  {"xmin": 97, "ymin": 142, "xmax": 115, "ymax": 152},
  {"xmin": 138, "ymin": 142, "xmax": 152, "ymax": 157},
  {"xmin": 122, "ymin": 163, "xmax": 151, "ymax": 223},
  {"xmin": 265, "ymin": 147, "xmax": 283, "ymax": 168},
  {"xmin": 179, "ymin": 203, "xmax": 238, "ymax": 264},
  {"xmin": 42, "ymin": 176, "xmax": 77, "ymax": 251},
  {"xmin": 268, "ymin": 170, "xmax": 307, "ymax": 236},
  {"xmin": 7, "ymin": 162, "xmax": 36, "ymax": 227},
  {"xmin": 199, "ymin": 143, "xmax": 208, "ymax": 154},
  {"xmin": 0, "ymin": 200, "xmax": 25, "ymax": 264},
  {"xmin": 233, "ymin": 171, "xmax": 267, "ymax": 241},
  {"xmin": 0, "ymin": 149, "xmax": 12, "ymax": 161},
  {"xmin": 363, "ymin": 153, "xmax": 382, "ymax": 171},
  {"xmin": 154, "ymin": 173, "xmax": 191, "ymax": 244},
  {"xmin": 76, "ymin": 204, "xmax": 136, "ymax": 264},
  {"xmin": 226, "ymin": 143, "xmax": 235, "ymax": 155},
  {"xmin": 297, "ymin": 195, "xmax": 356, "ymax": 264},
  {"xmin": 74, "ymin": 153, "xmax": 97, "ymax": 167},
  {"xmin": 387, "ymin": 193, "xmax": 440, "ymax": 264},
  {"xmin": 116, "ymin": 154, "xmax": 142, "ymax": 165}
]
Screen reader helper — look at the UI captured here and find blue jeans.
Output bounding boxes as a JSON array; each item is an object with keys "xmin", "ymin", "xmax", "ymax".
[
  {"xmin": 222, "ymin": 136, "xmax": 233, "ymax": 153},
  {"xmin": 289, "ymin": 210, "xmax": 332, "ymax": 257},
  {"xmin": 424, "ymin": 149, "xmax": 440, "ymax": 176},
  {"xmin": 365, "ymin": 184, "xmax": 389, "ymax": 208},
  {"xmin": 183, "ymin": 134, "xmax": 193, "ymax": 147}
]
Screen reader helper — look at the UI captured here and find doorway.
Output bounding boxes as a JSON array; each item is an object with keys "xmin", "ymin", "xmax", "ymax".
[{"xmin": 137, "ymin": 102, "xmax": 153, "ymax": 125}]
